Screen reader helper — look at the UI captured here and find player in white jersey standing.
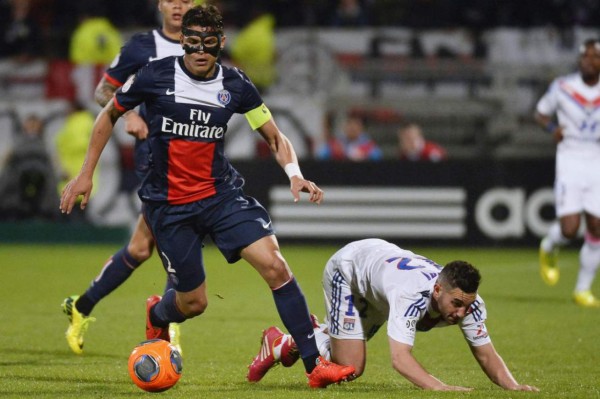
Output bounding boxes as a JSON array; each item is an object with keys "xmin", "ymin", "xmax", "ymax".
[
  {"xmin": 61, "ymin": 0, "xmax": 194, "ymax": 355},
  {"xmin": 535, "ymin": 39, "xmax": 600, "ymax": 307},
  {"xmin": 248, "ymin": 239, "xmax": 539, "ymax": 392}
]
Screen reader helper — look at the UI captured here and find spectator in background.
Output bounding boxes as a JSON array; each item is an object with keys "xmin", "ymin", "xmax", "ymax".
[
  {"xmin": 230, "ymin": 7, "xmax": 276, "ymax": 93},
  {"xmin": 330, "ymin": 0, "xmax": 369, "ymax": 27},
  {"xmin": 314, "ymin": 111, "xmax": 344, "ymax": 160},
  {"xmin": 317, "ymin": 114, "xmax": 382, "ymax": 161},
  {"xmin": 54, "ymin": 101, "xmax": 98, "ymax": 204},
  {"xmin": 397, "ymin": 122, "xmax": 447, "ymax": 162},
  {"xmin": 0, "ymin": 113, "xmax": 59, "ymax": 220},
  {"xmin": 69, "ymin": 2, "xmax": 123, "ymax": 108},
  {"xmin": 69, "ymin": 3, "xmax": 122, "ymax": 65},
  {"xmin": 0, "ymin": 0, "xmax": 40, "ymax": 60}
]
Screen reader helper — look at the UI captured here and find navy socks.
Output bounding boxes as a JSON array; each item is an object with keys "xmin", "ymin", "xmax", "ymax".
[
  {"xmin": 272, "ymin": 278, "xmax": 319, "ymax": 373},
  {"xmin": 150, "ymin": 288, "xmax": 187, "ymax": 327},
  {"xmin": 76, "ymin": 246, "xmax": 140, "ymax": 315}
]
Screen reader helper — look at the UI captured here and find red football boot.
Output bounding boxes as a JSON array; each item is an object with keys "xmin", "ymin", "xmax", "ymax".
[
  {"xmin": 145, "ymin": 295, "xmax": 169, "ymax": 341},
  {"xmin": 306, "ymin": 356, "xmax": 355, "ymax": 388}
]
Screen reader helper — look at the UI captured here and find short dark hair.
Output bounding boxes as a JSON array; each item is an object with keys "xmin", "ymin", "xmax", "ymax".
[
  {"xmin": 580, "ymin": 38, "xmax": 600, "ymax": 54},
  {"xmin": 182, "ymin": 4, "xmax": 224, "ymax": 34},
  {"xmin": 438, "ymin": 260, "xmax": 481, "ymax": 294}
]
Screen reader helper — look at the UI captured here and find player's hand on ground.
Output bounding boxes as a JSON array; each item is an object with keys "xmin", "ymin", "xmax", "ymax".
[
  {"xmin": 290, "ymin": 176, "xmax": 323, "ymax": 204},
  {"xmin": 510, "ymin": 384, "xmax": 540, "ymax": 392},
  {"xmin": 434, "ymin": 385, "xmax": 473, "ymax": 391},
  {"xmin": 124, "ymin": 111, "xmax": 149, "ymax": 139},
  {"xmin": 60, "ymin": 175, "xmax": 93, "ymax": 214}
]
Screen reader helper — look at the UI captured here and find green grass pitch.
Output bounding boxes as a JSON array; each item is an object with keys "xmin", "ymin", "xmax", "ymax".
[{"xmin": 1, "ymin": 243, "xmax": 599, "ymax": 398}]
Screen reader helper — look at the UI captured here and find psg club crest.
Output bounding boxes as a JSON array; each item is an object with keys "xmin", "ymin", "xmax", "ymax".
[{"xmin": 217, "ymin": 89, "xmax": 231, "ymax": 106}]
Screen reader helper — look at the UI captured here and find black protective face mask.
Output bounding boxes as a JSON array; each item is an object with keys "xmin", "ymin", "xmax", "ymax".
[{"xmin": 182, "ymin": 27, "xmax": 222, "ymax": 58}]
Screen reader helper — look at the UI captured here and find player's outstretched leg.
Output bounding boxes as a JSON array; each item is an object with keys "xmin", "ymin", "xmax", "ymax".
[
  {"xmin": 146, "ymin": 295, "xmax": 170, "ymax": 341},
  {"xmin": 573, "ymin": 235, "xmax": 600, "ymax": 307},
  {"xmin": 306, "ymin": 356, "xmax": 355, "ymax": 388},
  {"xmin": 539, "ymin": 237, "xmax": 559, "ymax": 286},
  {"xmin": 61, "ymin": 295, "xmax": 96, "ymax": 354}
]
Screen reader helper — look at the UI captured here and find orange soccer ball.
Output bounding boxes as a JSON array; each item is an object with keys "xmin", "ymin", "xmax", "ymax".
[{"xmin": 128, "ymin": 339, "xmax": 183, "ymax": 392}]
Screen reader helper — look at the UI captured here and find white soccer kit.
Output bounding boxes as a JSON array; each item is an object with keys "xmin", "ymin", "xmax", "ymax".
[
  {"xmin": 322, "ymin": 239, "xmax": 490, "ymax": 347},
  {"xmin": 536, "ymin": 73, "xmax": 600, "ymax": 217}
]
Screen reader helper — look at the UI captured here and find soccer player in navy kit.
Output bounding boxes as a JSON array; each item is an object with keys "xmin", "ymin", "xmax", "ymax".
[
  {"xmin": 61, "ymin": 0, "xmax": 194, "ymax": 356},
  {"xmin": 60, "ymin": 4, "xmax": 355, "ymax": 388}
]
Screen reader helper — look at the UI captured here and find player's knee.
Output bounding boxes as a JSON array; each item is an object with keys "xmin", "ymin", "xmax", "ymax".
[
  {"xmin": 351, "ymin": 365, "xmax": 365, "ymax": 378},
  {"xmin": 264, "ymin": 258, "xmax": 292, "ymax": 288},
  {"xmin": 586, "ymin": 221, "xmax": 600, "ymax": 238},
  {"xmin": 561, "ymin": 227, "xmax": 578, "ymax": 239},
  {"xmin": 180, "ymin": 297, "xmax": 208, "ymax": 318},
  {"xmin": 127, "ymin": 242, "xmax": 154, "ymax": 263}
]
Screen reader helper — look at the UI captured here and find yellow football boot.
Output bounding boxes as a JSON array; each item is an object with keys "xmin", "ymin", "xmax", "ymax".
[
  {"xmin": 573, "ymin": 291, "xmax": 600, "ymax": 308},
  {"xmin": 169, "ymin": 323, "xmax": 183, "ymax": 357},
  {"xmin": 61, "ymin": 295, "xmax": 96, "ymax": 354},
  {"xmin": 539, "ymin": 240, "xmax": 559, "ymax": 286}
]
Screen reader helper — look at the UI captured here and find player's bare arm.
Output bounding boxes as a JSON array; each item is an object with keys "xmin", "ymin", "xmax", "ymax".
[
  {"xmin": 94, "ymin": 76, "xmax": 119, "ymax": 107},
  {"xmin": 257, "ymin": 118, "xmax": 323, "ymax": 204},
  {"xmin": 389, "ymin": 339, "xmax": 472, "ymax": 391},
  {"xmin": 470, "ymin": 343, "xmax": 540, "ymax": 392},
  {"xmin": 60, "ymin": 102, "xmax": 125, "ymax": 214},
  {"xmin": 95, "ymin": 77, "xmax": 149, "ymax": 139}
]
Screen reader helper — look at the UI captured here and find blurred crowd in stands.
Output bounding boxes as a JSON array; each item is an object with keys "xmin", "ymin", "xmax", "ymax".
[
  {"xmin": 0, "ymin": 0, "xmax": 597, "ymax": 223},
  {"xmin": 2, "ymin": 0, "xmax": 600, "ymax": 61}
]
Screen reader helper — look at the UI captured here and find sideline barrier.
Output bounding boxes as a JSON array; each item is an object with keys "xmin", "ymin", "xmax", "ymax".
[{"xmin": 234, "ymin": 159, "xmax": 556, "ymax": 246}]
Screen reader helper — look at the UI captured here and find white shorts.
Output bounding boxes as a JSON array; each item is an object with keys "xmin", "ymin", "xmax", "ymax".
[
  {"xmin": 555, "ymin": 153, "xmax": 600, "ymax": 217},
  {"xmin": 322, "ymin": 258, "xmax": 385, "ymax": 341}
]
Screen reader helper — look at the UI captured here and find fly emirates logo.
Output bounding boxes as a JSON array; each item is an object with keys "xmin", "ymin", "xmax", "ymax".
[{"xmin": 161, "ymin": 109, "xmax": 224, "ymax": 139}]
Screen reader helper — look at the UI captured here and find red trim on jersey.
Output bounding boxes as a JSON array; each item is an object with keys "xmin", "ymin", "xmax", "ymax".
[
  {"xmin": 560, "ymin": 82, "xmax": 600, "ymax": 108},
  {"xmin": 113, "ymin": 97, "xmax": 127, "ymax": 113},
  {"xmin": 104, "ymin": 72, "xmax": 124, "ymax": 87},
  {"xmin": 167, "ymin": 139, "xmax": 216, "ymax": 204}
]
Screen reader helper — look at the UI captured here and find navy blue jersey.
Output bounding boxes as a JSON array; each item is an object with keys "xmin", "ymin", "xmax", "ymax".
[
  {"xmin": 104, "ymin": 29, "xmax": 183, "ymax": 87},
  {"xmin": 114, "ymin": 57, "xmax": 265, "ymax": 205},
  {"xmin": 104, "ymin": 29, "xmax": 184, "ymax": 181}
]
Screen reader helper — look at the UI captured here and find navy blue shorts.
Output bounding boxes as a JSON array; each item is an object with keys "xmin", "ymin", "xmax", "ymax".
[{"xmin": 143, "ymin": 187, "xmax": 274, "ymax": 292}]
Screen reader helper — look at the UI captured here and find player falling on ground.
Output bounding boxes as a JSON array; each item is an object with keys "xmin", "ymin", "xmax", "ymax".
[
  {"xmin": 248, "ymin": 239, "xmax": 539, "ymax": 392},
  {"xmin": 61, "ymin": 0, "xmax": 195, "ymax": 355},
  {"xmin": 59, "ymin": 4, "xmax": 355, "ymax": 388},
  {"xmin": 535, "ymin": 38, "xmax": 600, "ymax": 307}
]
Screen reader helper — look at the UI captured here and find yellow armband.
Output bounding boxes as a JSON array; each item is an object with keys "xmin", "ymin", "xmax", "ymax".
[{"xmin": 245, "ymin": 103, "xmax": 272, "ymax": 130}]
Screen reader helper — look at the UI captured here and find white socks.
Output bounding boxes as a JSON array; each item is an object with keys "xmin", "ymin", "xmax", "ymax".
[
  {"xmin": 541, "ymin": 221, "xmax": 570, "ymax": 252},
  {"xmin": 575, "ymin": 234, "xmax": 600, "ymax": 292}
]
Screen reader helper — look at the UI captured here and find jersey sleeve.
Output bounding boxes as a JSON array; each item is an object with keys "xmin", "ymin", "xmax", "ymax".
[
  {"xmin": 104, "ymin": 33, "xmax": 154, "ymax": 87},
  {"xmin": 113, "ymin": 63, "xmax": 155, "ymax": 112},
  {"xmin": 459, "ymin": 296, "xmax": 491, "ymax": 347},
  {"xmin": 387, "ymin": 289, "xmax": 427, "ymax": 346},
  {"xmin": 230, "ymin": 68, "xmax": 271, "ymax": 129},
  {"xmin": 536, "ymin": 78, "xmax": 560, "ymax": 116}
]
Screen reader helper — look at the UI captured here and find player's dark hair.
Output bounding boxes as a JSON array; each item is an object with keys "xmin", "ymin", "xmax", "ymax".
[
  {"xmin": 182, "ymin": 4, "xmax": 224, "ymax": 34},
  {"xmin": 439, "ymin": 261, "xmax": 481, "ymax": 294}
]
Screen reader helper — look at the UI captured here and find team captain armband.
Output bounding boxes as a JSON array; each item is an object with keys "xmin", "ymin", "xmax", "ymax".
[{"xmin": 245, "ymin": 103, "xmax": 272, "ymax": 130}]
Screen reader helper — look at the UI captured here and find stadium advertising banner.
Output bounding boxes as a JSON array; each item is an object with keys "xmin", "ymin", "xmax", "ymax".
[{"xmin": 235, "ymin": 159, "xmax": 556, "ymax": 246}]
